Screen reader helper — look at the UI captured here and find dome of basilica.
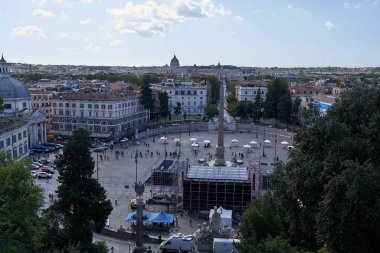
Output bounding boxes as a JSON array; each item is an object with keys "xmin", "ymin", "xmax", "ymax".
[{"xmin": 170, "ymin": 55, "xmax": 180, "ymax": 68}]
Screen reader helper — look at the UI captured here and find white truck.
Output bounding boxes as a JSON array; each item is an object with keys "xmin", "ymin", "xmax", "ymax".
[
  {"xmin": 213, "ymin": 238, "xmax": 240, "ymax": 253},
  {"xmin": 160, "ymin": 233, "xmax": 195, "ymax": 253}
]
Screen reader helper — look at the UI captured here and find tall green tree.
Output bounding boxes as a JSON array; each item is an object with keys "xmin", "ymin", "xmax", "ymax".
[
  {"xmin": 0, "ymin": 152, "xmax": 44, "ymax": 253},
  {"xmin": 277, "ymin": 94, "xmax": 292, "ymax": 123},
  {"xmin": 207, "ymin": 76, "xmax": 220, "ymax": 104},
  {"xmin": 235, "ymin": 101, "xmax": 254, "ymax": 118},
  {"xmin": 265, "ymin": 78, "xmax": 289, "ymax": 119},
  {"xmin": 273, "ymin": 88, "xmax": 380, "ymax": 252},
  {"xmin": 0, "ymin": 96, "xmax": 4, "ymax": 113},
  {"xmin": 53, "ymin": 129, "xmax": 112, "ymax": 252},
  {"xmin": 174, "ymin": 102, "xmax": 182, "ymax": 120},
  {"xmin": 204, "ymin": 104, "xmax": 219, "ymax": 118},
  {"xmin": 158, "ymin": 92, "xmax": 169, "ymax": 122},
  {"xmin": 238, "ymin": 194, "xmax": 284, "ymax": 253},
  {"xmin": 140, "ymin": 74, "xmax": 155, "ymax": 111},
  {"xmin": 254, "ymin": 237, "xmax": 299, "ymax": 253},
  {"xmin": 291, "ymin": 97, "xmax": 301, "ymax": 125}
]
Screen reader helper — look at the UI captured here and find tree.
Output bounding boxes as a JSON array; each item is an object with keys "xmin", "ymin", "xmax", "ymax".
[
  {"xmin": 174, "ymin": 102, "xmax": 182, "ymax": 120},
  {"xmin": 277, "ymin": 94, "xmax": 292, "ymax": 123},
  {"xmin": 158, "ymin": 92, "xmax": 169, "ymax": 122},
  {"xmin": 204, "ymin": 104, "xmax": 219, "ymax": 118},
  {"xmin": 0, "ymin": 152, "xmax": 44, "ymax": 253},
  {"xmin": 140, "ymin": 75, "xmax": 155, "ymax": 111},
  {"xmin": 53, "ymin": 129, "xmax": 113, "ymax": 252},
  {"xmin": 239, "ymin": 195, "xmax": 283, "ymax": 248},
  {"xmin": 0, "ymin": 96, "xmax": 4, "ymax": 113},
  {"xmin": 235, "ymin": 101, "xmax": 254, "ymax": 118},
  {"xmin": 255, "ymin": 237, "xmax": 299, "ymax": 253},
  {"xmin": 207, "ymin": 76, "xmax": 220, "ymax": 104},
  {"xmin": 226, "ymin": 94, "xmax": 238, "ymax": 116},
  {"xmin": 273, "ymin": 88, "xmax": 380, "ymax": 252},
  {"xmin": 291, "ymin": 97, "xmax": 301, "ymax": 124},
  {"xmin": 265, "ymin": 78, "xmax": 289, "ymax": 119}
]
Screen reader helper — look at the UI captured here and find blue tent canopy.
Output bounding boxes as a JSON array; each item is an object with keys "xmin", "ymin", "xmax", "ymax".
[
  {"xmin": 125, "ymin": 210, "xmax": 174, "ymax": 224},
  {"xmin": 149, "ymin": 210, "xmax": 174, "ymax": 223},
  {"xmin": 125, "ymin": 211, "xmax": 153, "ymax": 223}
]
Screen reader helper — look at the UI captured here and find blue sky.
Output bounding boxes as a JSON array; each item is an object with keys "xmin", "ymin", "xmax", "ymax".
[{"xmin": 0, "ymin": 0, "xmax": 379, "ymax": 67}]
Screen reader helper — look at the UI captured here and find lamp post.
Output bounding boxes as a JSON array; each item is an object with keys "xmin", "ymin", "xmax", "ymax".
[
  {"xmin": 274, "ymin": 127, "xmax": 278, "ymax": 161},
  {"xmin": 135, "ymin": 150, "xmax": 138, "ymax": 183},
  {"xmin": 262, "ymin": 126, "xmax": 266, "ymax": 157},
  {"xmin": 164, "ymin": 134, "xmax": 167, "ymax": 158},
  {"xmin": 188, "ymin": 121, "xmax": 191, "ymax": 136},
  {"xmin": 96, "ymin": 153, "xmax": 99, "ymax": 180},
  {"xmin": 152, "ymin": 127, "xmax": 155, "ymax": 142}
]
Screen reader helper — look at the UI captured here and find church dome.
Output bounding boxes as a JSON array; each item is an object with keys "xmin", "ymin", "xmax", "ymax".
[
  {"xmin": 170, "ymin": 55, "xmax": 180, "ymax": 68},
  {"xmin": 0, "ymin": 76, "xmax": 30, "ymax": 99}
]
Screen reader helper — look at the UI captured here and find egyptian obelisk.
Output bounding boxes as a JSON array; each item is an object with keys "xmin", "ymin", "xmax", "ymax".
[{"xmin": 214, "ymin": 78, "xmax": 226, "ymax": 166}]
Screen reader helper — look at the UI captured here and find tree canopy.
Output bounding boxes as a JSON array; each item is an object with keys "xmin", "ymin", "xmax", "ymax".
[
  {"xmin": 159, "ymin": 92, "xmax": 169, "ymax": 120},
  {"xmin": 52, "ymin": 129, "xmax": 112, "ymax": 252},
  {"xmin": 0, "ymin": 152, "xmax": 44, "ymax": 253},
  {"xmin": 204, "ymin": 103, "xmax": 219, "ymax": 118},
  {"xmin": 273, "ymin": 87, "xmax": 380, "ymax": 252},
  {"xmin": 265, "ymin": 78, "xmax": 290, "ymax": 119}
]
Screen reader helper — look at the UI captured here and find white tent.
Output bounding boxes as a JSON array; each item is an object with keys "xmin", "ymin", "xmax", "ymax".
[
  {"xmin": 203, "ymin": 140, "xmax": 211, "ymax": 144},
  {"xmin": 281, "ymin": 141, "xmax": 289, "ymax": 145},
  {"xmin": 243, "ymin": 144, "xmax": 251, "ymax": 148},
  {"xmin": 160, "ymin": 136, "xmax": 168, "ymax": 143},
  {"xmin": 231, "ymin": 139, "xmax": 239, "ymax": 143},
  {"xmin": 190, "ymin": 138, "xmax": 197, "ymax": 142},
  {"xmin": 249, "ymin": 140, "xmax": 258, "ymax": 145},
  {"xmin": 191, "ymin": 143, "xmax": 199, "ymax": 147},
  {"xmin": 264, "ymin": 139, "xmax": 271, "ymax": 144},
  {"xmin": 173, "ymin": 138, "xmax": 181, "ymax": 142},
  {"xmin": 209, "ymin": 207, "xmax": 232, "ymax": 228}
]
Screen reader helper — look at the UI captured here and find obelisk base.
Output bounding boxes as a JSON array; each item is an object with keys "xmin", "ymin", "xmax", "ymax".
[{"xmin": 214, "ymin": 146, "xmax": 226, "ymax": 166}]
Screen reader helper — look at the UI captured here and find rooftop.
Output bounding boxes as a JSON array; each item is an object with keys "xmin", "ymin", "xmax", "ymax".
[
  {"xmin": 52, "ymin": 92, "xmax": 139, "ymax": 101},
  {"xmin": 187, "ymin": 166, "xmax": 249, "ymax": 181}
]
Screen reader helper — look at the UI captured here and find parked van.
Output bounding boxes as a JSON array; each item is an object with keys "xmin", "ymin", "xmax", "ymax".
[
  {"xmin": 213, "ymin": 238, "xmax": 240, "ymax": 253},
  {"xmin": 160, "ymin": 234, "xmax": 195, "ymax": 253}
]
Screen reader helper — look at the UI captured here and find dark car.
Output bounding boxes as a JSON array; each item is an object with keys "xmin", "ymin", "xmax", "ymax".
[
  {"xmin": 32, "ymin": 145, "xmax": 50, "ymax": 153},
  {"xmin": 93, "ymin": 147, "xmax": 105, "ymax": 153}
]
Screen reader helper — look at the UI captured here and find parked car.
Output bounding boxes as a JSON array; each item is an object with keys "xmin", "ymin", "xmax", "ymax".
[
  {"xmin": 93, "ymin": 147, "xmax": 105, "ymax": 153},
  {"xmin": 32, "ymin": 145, "xmax": 49, "ymax": 153},
  {"xmin": 160, "ymin": 234, "xmax": 195, "ymax": 253},
  {"xmin": 32, "ymin": 162, "xmax": 43, "ymax": 168},
  {"xmin": 28, "ymin": 150, "xmax": 35, "ymax": 155},
  {"xmin": 43, "ymin": 143, "xmax": 59, "ymax": 151},
  {"xmin": 37, "ymin": 172, "xmax": 52, "ymax": 179},
  {"xmin": 41, "ymin": 167, "xmax": 55, "ymax": 174},
  {"xmin": 30, "ymin": 171, "xmax": 38, "ymax": 178}
]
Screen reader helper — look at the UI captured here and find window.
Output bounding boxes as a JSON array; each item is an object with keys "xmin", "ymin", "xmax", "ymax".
[
  {"xmin": 59, "ymin": 103, "xmax": 63, "ymax": 107},
  {"xmin": 102, "ymin": 112, "xmax": 105, "ymax": 117},
  {"xmin": 194, "ymin": 102, "xmax": 196, "ymax": 105},
  {"xmin": 89, "ymin": 111, "xmax": 92, "ymax": 117},
  {"xmin": 81, "ymin": 112, "xmax": 84, "ymax": 117},
  {"xmin": 95, "ymin": 112, "xmax": 98, "ymax": 117},
  {"xmin": 72, "ymin": 110, "xmax": 76, "ymax": 116},
  {"xmin": 88, "ymin": 104, "xmax": 92, "ymax": 109},
  {"xmin": 72, "ymin": 103, "xmax": 76, "ymax": 108},
  {"xmin": 65, "ymin": 110, "xmax": 70, "ymax": 115},
  {"xmin": 52, "ymin": 102, "xmax": 57, "ymax": 107},
  {"xmin": 108, "ymin": 105, "xmax": 112, "ymax": 109},
  {"xmin": 4, "ymin": 104, "xmax": 11, "ymax": 109},
  {"xmin": 18, "ymin": 133, "xmax": 22, "ymax": 141},
  {"xmin": 65, "ymin": 103, "xmax": 70, "ymax": 108},
  {"xmin": 23, "ymin": 130, "xmax": 27, "ymax": 138},
  {"xmin": 200, "ymin": 91, "xmax": 203, "ymax": 95},
  {"xmin": 109, "ymin": 112, "xmax": 112, "ymax": 117},
  {"xmin": 245, "ymin": 91, "xmax": 248, "ymax": 94},
  {"xmin": 6, "ymin": 138, "xmax": 10, "ymax": 146},
  {"xmin": 80, "ymin": 104, "xmax": 84, "ymax": 108},
  {"xmin": 101, "ymin": 104, "xmax": 106, "ymax": 109},
  {"xmin": 0, "ymin": 141, "xmax": 4, "ymax": 150},
  {"xmin": 12, "ymin": 135, "xmax": 16, "ymax": 144},
  {"xmin": 23, "ymin": 102, "xmax": 27, "ymax": 108},
  {"xmin": 94, "ymin": 104, "xmax": 99, "ymax": 109}
]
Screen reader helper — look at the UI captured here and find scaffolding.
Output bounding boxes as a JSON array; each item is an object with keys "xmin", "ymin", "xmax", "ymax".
[{"xmin": 182, "ymin": 166, "xmax": 252, "ymax": 213}]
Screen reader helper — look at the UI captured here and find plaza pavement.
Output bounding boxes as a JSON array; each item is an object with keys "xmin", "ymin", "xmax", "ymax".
[{"xmin": 35, "ymin": 127, "xmax": 293, "ymax": 251}]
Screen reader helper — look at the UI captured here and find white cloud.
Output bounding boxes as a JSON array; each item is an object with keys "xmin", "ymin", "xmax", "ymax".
[
  {"xmin": 287, "ymin": 4, "xmax": 310, "ymax": 15},
  {"xmin": 107, "ymin": 0, "xmax": 230, "ymax": 37},
  {"xmin": 85, "ymin": 43, "xmax": 101, "ymax": 53},
  {"xmin": 11, "ymin": 25, "xmax": 47, "ymax": 38},
  {"xmin": 234, "ymin": 15, "xmax": 243, "ymax": 21},
  {"xmin": 325, "ymin": 21, "xmax": 336, "ymax": 30},
  {"xmin": 109, "ymin": 40, "xmax": 122, "ymax": 47},
  {"xmin": 54, "ymin": 0, "xmax": 101, "ymax": 3},
  {"xmin": 33, "ymin": 8, "xmax": 56, "ymax": 18},
  {"xmin": 373, "ymin": 1, "xmax": 379, "ymax": 6},
  {"xmin": 80, "ymin": 18, "xmax": 92, "ymax": 25},
  {"xmin": 56, "ymin": 32, "xmax": 69, "ymax": 38},
  {"xmin": 39, "ymin": 0, "xmax": 47, "ymax": 7}
]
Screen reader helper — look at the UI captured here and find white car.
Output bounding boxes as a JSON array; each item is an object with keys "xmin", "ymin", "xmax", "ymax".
[
  {"xmin": 37, "ymin": 172, "xmax": 52, "ymax": 179},
  {"xmin": 30, "ymin": 171, "xmax": 38, "ymax": 178}
]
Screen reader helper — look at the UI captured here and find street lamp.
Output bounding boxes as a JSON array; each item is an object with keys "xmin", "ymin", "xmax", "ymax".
[
  {"xmin": 135, "ymin": 150, "xmax": 138, "ymax": 183},
  {"xmin": 152, "ymin": 127, "xmax": 155, "ymax": 142},
  {"xmin": 274, "ymin": 128, "xmax": 278, "ymax": 161},
  {"xmin": 262, "ymin": 126, "xmax": 266, "ymax": 157},
  {"xmin": 96, "ymin": 153, "xmax": 99, "ymax": 180},
  {"xmin": 164, "ymin": 134, "xmax": 167, "ymax": 158}
]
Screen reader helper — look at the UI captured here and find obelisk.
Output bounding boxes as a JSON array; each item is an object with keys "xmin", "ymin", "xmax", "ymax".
[{"xmin": 214, "ymin": 78, "xmax": 226, "ymax": 166}]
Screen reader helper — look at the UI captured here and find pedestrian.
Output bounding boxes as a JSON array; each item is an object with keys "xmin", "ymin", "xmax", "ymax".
[{"xmin": 115, "ymin": 199, "xmax": 118, "ymax": 205}]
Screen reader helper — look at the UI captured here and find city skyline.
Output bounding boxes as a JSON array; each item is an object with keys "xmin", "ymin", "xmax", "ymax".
[{"xmin": 1, "ymin": 0, "xmax": 380, "ymax": 67}]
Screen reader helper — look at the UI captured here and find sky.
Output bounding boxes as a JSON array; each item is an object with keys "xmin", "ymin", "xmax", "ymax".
[{"xmin": 0, "ymin": 0, "xmax": 379, "ymax": 67}]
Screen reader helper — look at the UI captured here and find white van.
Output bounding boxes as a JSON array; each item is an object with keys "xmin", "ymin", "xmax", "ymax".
[
  {"xmin": 213, "ymin": 238, "xmax": 240, "ymax": 253},
  {"xmin": 160, "ymin": 234, "xmax": 195, "ymax": 253}
]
